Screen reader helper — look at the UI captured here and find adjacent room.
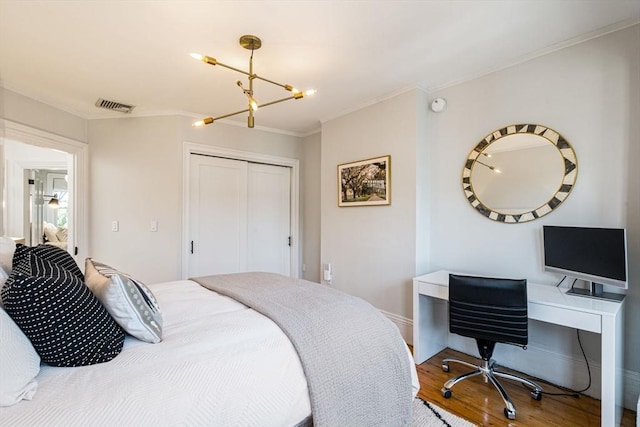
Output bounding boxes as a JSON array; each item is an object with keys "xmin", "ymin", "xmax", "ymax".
[{"xmin": 1, "ymin": 1, "xmax": 638, "ymax": 426}]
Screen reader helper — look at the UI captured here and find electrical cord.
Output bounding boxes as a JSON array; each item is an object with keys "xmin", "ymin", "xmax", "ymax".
[
  {"xmin": 517, "ymin": 277, "xmax": 593, "ymax": 397},
  {"xmin": 521, "ymin": 329, "xmax": 592, "ymax": 398},
  {"xmin": 569, "ymin": 278, "xmax": 578, "ymax": 291},
  {"xmin": 510, "ymin": 277, "xmax": 593, "ymax": 397},
  {"xmin": 554, "ymin": 275, "xmax": 567, "ymax": 287}
]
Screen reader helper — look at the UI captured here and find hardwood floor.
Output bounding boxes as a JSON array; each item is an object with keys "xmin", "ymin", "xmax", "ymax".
[{"xmin": 415, "ymin": 348, "xmax": 637, "ymax": 427}]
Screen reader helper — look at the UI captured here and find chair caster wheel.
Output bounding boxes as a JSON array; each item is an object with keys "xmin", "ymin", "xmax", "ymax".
[
  {"xmin": 531, "ymin": 389, "xmax": 542, "ymax": 401},
  {"xmin": 441, "ymin": 387, "xmax": 452, "ymax": 398},
  {"xmin": 504, "ymin": 407, "xmax": 516, "ymax": 420},
  {"xmin": 441, "ymin": 363, "xmax": 450, "ymax": 372}
]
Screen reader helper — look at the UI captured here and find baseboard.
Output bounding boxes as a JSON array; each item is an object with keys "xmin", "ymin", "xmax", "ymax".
[
  {"xmin": 625, "ymin": 369, "xmax": 640, "ymax": 413},
  {"xmin": 380, "ymin": 311, "xmax": 640, "ymax": 411},
  {"xmin": 380, "ymin": 310, "xmax": 413, "ymax": 344}
]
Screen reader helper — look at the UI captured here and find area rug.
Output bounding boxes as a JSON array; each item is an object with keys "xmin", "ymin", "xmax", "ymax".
[{"xmin": 409, "ymin": 397, "xmax": 477, "ymax": 427}]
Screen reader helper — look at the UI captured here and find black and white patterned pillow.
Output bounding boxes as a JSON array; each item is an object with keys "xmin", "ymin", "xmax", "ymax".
[
  {"xmin": 12, "ymin": 244, "xmax": 83, "ymax": 281},
  {"xmin": 2, "ymin": 254, "xmax": 125, "ymax": 367}
]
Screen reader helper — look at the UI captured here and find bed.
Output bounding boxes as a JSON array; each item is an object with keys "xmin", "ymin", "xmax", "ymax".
[{"xmin": 0, "ymin": 242, "xmax": 419, "ymax": 427}]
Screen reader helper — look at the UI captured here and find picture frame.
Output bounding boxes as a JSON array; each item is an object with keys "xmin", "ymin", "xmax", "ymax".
[{"xmin": 338, "ymin": 155, "xmax": 390, "ymax": 207}]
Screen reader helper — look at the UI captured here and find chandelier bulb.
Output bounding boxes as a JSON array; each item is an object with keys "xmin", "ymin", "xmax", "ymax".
[
  {"xmin": 193, "ymin": 117, "xmax": 214, "ymax": 127},
  {"xmin": 190, "ymin": 53, "xmax": 203, "ymax": 60}
]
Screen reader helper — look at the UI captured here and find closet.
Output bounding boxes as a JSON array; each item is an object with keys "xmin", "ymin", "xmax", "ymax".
[{"xmin": 187, "ymin": 154, "xmax": 291, "ymax": 277}]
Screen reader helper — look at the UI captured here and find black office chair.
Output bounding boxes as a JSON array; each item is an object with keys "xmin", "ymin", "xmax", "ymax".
[{"xmin": 441, "ymin": 274, "xmax": 543, "ymax": 420}]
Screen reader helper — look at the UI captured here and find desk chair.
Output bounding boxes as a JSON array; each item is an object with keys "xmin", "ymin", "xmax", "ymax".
[{"xmin": 441, "ymin": 274, "xmax": 543, "ymax": 420}]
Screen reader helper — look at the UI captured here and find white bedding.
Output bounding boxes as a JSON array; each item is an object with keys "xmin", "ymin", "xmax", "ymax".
[{"xmin": 0, "ymin": 280, "xmax": 311, "ymax": 426}]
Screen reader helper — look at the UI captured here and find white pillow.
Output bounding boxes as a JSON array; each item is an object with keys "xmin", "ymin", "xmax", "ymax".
[
  {"xmin": 43, "ymin": 223, "xmax": 59, "ymax": 243},
  {"xmin": 55, "ymin": 227, "xmax": 68, "ymax": 242},
  {"xmin": 84, "ymin": 259, "xmax": 163, "ymax": 343},
  {"xmin": 0, "ymin": 236, "xmax": 16, "ymax": 273},
  {"xmin": 0, "ymin": 306, "xmax": 40, "ymax": 406}
]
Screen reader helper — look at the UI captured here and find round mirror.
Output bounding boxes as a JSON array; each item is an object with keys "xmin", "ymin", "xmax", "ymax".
[{"xmin": 462, "ymin": 124, "xmax": 577, "ymax": 223}]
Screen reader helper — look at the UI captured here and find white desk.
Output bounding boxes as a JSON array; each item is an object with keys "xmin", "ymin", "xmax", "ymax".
[{"xmin": 413, "ymin": 270, "xmax": 624, "ymax": 427}]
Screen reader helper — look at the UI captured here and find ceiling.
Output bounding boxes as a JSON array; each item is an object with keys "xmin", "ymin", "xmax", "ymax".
[{"xmin": 1, "ymin": 1, "xmax": 638, "ymax": 136}]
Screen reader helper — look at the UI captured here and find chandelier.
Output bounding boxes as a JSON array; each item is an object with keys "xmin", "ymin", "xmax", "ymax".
[{"xmin": 191, "ymin": 35, "xmax": 316, "ymax": 128}]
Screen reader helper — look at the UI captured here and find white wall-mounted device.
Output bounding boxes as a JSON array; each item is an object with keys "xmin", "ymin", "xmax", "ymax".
[
  {"xmin": 323, "ymin": 263, "xmax": 332, "ymax": 284},
  {"xmin": 430, "ymin": 98, "xmax": 447, "ymax": 113}
]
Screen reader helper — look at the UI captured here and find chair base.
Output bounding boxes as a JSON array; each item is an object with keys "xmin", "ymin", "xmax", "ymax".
[{"xmin": 441, "ymin": 357, "xmax": 543, "ymax": 420}]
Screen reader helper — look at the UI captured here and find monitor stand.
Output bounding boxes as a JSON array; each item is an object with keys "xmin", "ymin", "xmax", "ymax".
[{"xmin": 566, "ymin": 282, "xmax": 625, "ymax": 302}]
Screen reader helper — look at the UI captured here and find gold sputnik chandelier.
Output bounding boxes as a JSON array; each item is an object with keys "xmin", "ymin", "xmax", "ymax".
[{"xmin": 191, "ymin": 35, "xmax": 316, "ymax": 128}]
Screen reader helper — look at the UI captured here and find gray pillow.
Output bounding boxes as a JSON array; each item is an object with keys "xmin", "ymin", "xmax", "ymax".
[{"xmin": 85, "ymin": 259, "xmax": 163, "ymax": 343}]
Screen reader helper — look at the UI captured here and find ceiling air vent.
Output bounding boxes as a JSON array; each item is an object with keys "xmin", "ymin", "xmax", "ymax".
[{"xmin": 95, "ymin": 98, "xmax": 135, "ymax": 114}]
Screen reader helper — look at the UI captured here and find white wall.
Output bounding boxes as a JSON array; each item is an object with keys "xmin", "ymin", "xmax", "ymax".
[
  {"xmin": 321, "ymin": 88, "xmax": 429, "ymax": 318},
  {"xmin": 301, "ymin": 131, "xmax": 321, "ymax": 282},
  {"xmin": 426, "ymin": 24, "xmax": 639, "ymax": 402},
  {"xmin": 88, "ymin": 115, "xmax": 302, "ymax": 284},
  {"xmin": 0, "ymin": 88, "xmax": 87, "ymax": 143},
  {"xmin": 87, "ymin": 116, "xmax": 181, "ymax": 283}
]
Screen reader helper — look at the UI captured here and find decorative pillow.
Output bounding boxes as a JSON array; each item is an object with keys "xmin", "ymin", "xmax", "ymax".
[
  {"xmin": 12, "ymin": 243, "xmax": 83, "ymax": 281},
  {"xmin": 3, "ymin": 255, "xmax": 125, "ymax": 367},
  {"xmin": 55, "ymin": 226, "xmax": 68, "ymax": 242},
  {"xmin": 43, "ymin": 222, "xmax": 59, "ymax": 242},
  {"xmin": 0, "ymin": 306, "xmax": 40, "ymax": 407},
  {"xmin": 85, "ymin": 259, "xmax": 163, "ymax": 343},
  {"xmin": 0, "ymin": 236, "xmax": 16, "ymax": 273}
]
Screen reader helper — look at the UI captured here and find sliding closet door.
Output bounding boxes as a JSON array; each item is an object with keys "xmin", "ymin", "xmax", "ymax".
[
  {"xmin": 188, "ymin": 155, "xmax": 291, "ymax": 278},
  {"xmin": 247, "ymin": 163, "xmax": 291, "ymax": 276},
  {"xmin": 188, "ymin": 155, "xmax": 248, "ymax": 277}
]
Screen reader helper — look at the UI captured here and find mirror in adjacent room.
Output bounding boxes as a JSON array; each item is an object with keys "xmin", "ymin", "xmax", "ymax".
[
  {"xmin": 29, "ymin": 169, "xmax": 69, "ymax": 248},
  {"xmin": 462, "ymin": 124, "xmax": 577, "ymax": 223}
]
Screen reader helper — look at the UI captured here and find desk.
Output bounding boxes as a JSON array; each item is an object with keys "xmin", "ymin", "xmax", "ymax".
[{"xmin": 413, "ymin": 270, "xmax": 624, "ymax": 427}]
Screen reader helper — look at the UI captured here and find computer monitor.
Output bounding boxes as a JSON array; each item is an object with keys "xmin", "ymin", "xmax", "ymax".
[{"xmin": 542, "ymin": 225, "xmax": 627, "ymax": 302}]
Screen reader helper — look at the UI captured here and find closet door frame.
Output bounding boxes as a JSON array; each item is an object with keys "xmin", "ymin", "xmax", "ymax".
[{"xmin": 182, "ymin": 142, "xmax": 300, "ymax": 279}]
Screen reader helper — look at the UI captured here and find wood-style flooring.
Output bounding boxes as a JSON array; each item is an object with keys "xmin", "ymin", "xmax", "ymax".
[{"xmin": 415, "ymin": 348, "xmax": 637, "ymax": 427}]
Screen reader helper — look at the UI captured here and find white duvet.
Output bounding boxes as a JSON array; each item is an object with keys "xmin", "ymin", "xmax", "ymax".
[{"xmin": 0, "ymin": 280, "xmax": 311, "ymax": 426}]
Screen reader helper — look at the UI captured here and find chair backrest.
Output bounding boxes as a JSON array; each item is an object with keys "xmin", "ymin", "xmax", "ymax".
[{"xmin": 448, "ymin": 274, "xmax": 528, "ymax": 346}]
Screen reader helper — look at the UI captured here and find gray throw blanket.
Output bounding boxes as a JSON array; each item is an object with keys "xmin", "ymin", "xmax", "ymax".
[{"xmin": 192, "ymin": 272, "xmax": 413, "ymax": 427}]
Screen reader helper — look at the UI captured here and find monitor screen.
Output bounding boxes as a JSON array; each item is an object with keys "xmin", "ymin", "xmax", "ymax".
[{"xmin": 543, "ymin": 225, "xmax": 627, "ymax": 289}]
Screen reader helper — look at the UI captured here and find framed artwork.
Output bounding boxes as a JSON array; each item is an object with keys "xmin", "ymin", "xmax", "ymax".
[{"xmin": 338, "ymin": 155, "xmax": 390, "ymax": 207}]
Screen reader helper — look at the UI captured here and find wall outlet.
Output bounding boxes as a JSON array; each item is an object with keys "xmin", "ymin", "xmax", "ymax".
[
  {"xmin": 111, "ymin": 220, "xmax": 119, "ymax": 232},
  {"xmin": 150, "ymin": 220, "xmax": 158, "ymax": 232},
  {"xmin": 323, "ymin": 263, "xmax": 332, "ymax": 284}
]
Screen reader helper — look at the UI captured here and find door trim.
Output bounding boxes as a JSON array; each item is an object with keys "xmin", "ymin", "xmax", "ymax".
[
  {"xmin": 1, "ymin": 119, "xmax": 88, "ymax": 264},
  {"xmin": 182, "ymin": 142, "xmax": 300, "ymax": 279}
]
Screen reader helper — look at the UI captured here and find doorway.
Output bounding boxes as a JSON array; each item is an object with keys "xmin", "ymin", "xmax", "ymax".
[{"xmin": 1, "ymin": 119, "xmax": 88, "ymax": 263}]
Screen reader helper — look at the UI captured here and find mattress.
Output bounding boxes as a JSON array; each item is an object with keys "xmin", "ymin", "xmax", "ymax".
[{"xmin": 0, "ymin": 280, "xmax": 311, "ymax": 426}]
